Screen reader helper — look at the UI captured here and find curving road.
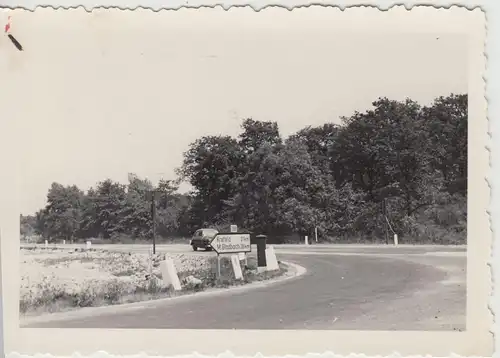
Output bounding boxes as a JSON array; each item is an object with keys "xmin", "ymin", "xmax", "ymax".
[{"xmin": 21, "ymin": 244, "xmax": 466, "ymax": 330}]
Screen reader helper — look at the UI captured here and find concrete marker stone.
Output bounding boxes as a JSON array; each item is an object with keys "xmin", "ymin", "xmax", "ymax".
[
  {"xmin": 231, "ymin": 254, "xmax": 244, "ymax": 280},
  {"xmin": 160, "ymin": 258, "xmax": 182, "ymax": 291},
  {"xmin": 265, "ymin": 245, "xmax": 279, "ymax": 271}
]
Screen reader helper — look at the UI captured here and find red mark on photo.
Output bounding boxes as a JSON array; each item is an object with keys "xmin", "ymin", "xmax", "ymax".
[
  {"xmin": 4, "ymin": 16, "xmax": 11, "ymax": 33},
  {"xmin": 4, "ymin": 16, "xmax": 23, "ymax": 51}
]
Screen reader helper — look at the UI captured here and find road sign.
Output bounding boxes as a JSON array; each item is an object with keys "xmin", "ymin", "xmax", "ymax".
[
  {"xmin": 230, "ymin": 224, "xmax": 238, "ymax": 233},
  {"xmin": 210, "ymin": 233, "xmax": 251, "ymax": 254}
]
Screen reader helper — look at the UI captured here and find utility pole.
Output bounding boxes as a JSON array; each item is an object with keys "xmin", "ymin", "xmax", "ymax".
[
  {"xmin": 146, "ymin": 190, "xmax": 160, "ymax": 255},
  {"xmin": 382, "ymin": 198, "xmax": 389, "ymax": 245},
  {"xmin": 151, "ymin": 194, "xmax": 156, "ymax": 254}
]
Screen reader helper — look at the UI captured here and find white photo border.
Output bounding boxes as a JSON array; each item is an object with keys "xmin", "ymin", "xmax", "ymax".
[{"xmin": 0, "ymin": 2, "xmax": 495, "ymax": 358}]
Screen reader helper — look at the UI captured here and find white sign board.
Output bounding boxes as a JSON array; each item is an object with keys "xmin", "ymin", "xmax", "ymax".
[
  {"xmin": 230, "ymin": 225, "xmax": 238, "ymax": 233},
  {"xmin": 231, "ymin": 255, "xmax": 244, "ymax": 280},
  {"xmin": 210, "ymin": 233, "xmax": 251, "ymax": 254}
]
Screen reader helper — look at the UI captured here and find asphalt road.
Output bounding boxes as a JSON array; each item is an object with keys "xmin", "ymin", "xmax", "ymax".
[{"xmin": 21, "ymin": 244, "xmax": 466, "ymax": 330}]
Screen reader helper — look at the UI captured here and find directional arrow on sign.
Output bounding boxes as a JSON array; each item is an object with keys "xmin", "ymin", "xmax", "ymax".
[{"xmin": 210, "ymin": 233, "xmax": 252, "ymax": 255}]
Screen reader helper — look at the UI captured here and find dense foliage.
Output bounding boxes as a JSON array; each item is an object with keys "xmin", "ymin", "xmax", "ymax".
[{"xmin": 21, "ymin": 93, "xmax": 467, "ymax": 244}]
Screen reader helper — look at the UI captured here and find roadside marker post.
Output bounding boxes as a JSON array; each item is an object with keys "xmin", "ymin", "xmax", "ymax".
[
  {"xmin": 63, "ymin": 240, "xmax": 66, "ymax": 245},
  {"xmin": 315, "ymin": 227, "xmax": 318, "ymax": 243},
  {"xmin": 255, "ymin": 234, "xmax": 267, "ymax": 273},
  {"xmin": 383, "ymin": 211, "xmax": 398, "ymax": 246},
  {"xmin": 265, "ymin": 245, "xmax": 279, "ymax": 271},
  {"xmin": 305, "ymin": 235, "xmax": 309, "ymax": 245},
  {"xmin": 86, "ymin": 241, "xmax": 92, "ymax": 250},
  {"xmin": 231, "ymin": 255, "xmax": 243, "ymax": 280},
  {"xmin": 160, "ymin": 259, "xmax": 182, "ymax": 291},
  {"xmin": 44, "ymin": 240, "xmax": 48, "ymax": 248}
]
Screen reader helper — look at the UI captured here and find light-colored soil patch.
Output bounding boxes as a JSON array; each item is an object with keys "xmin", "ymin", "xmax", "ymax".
[{"xmin": 20, "ymin": 247, "xmax": 287, "ymax": 316}]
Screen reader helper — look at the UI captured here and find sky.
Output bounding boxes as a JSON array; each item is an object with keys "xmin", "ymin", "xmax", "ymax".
[{"xmin": 0, "ymin": 8, "xmax": 468, "ymax": 215}]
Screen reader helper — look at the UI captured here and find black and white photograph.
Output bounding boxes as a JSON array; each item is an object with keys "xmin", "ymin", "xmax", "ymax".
[{"xmin": 0, "ymin": 5, "xmax": 491, "ymax": 357}]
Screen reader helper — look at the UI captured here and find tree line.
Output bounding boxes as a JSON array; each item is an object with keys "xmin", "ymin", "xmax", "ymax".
[{"xmin": 21, "ymin": 93, "xmax": 467, "ymax": 244}]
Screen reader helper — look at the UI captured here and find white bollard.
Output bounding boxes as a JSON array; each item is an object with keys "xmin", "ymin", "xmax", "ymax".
[
  {"xmin": 160, "ymin": 259, "xmax": 182, "ymax": 291},
  {"xmin": 265, "ymin": 245, "xmax": 280, "ymax": 271},
  {"xmin": 231, "ymin": 255, "xmax": 244, "ymax": 280},
  {"xmin": 44, "ymin": 240, "xmax": 48, "ymax": 248},
  {"xmin": 63, "ymin": 240, "xmax": 66, "ymax": 245},
  {"xmin": 86, "ymin": 241, "xmax": 92, "ymax": 250},
  {"xmin": 394, "ymin": 234, "xmax": 399, "ymax": 246},
  {"xmin": 305, "ymin": 235, "xmax": 309, "ymax": 245}
]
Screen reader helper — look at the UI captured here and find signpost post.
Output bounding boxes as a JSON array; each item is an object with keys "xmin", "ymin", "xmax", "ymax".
[{"xmin": 209, "ymin": 233, "xmax": 251, "ymax": 279}]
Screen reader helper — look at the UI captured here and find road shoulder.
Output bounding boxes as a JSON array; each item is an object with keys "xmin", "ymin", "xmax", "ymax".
[{"xmin": 20, "ymin": 261, "xmax": 307, "ymax": 326}]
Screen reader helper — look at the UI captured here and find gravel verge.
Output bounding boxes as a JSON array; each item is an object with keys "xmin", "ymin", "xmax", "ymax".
[{"xmin": 20, "ymin": 247, "xmax": 289, "ymax": 317}]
